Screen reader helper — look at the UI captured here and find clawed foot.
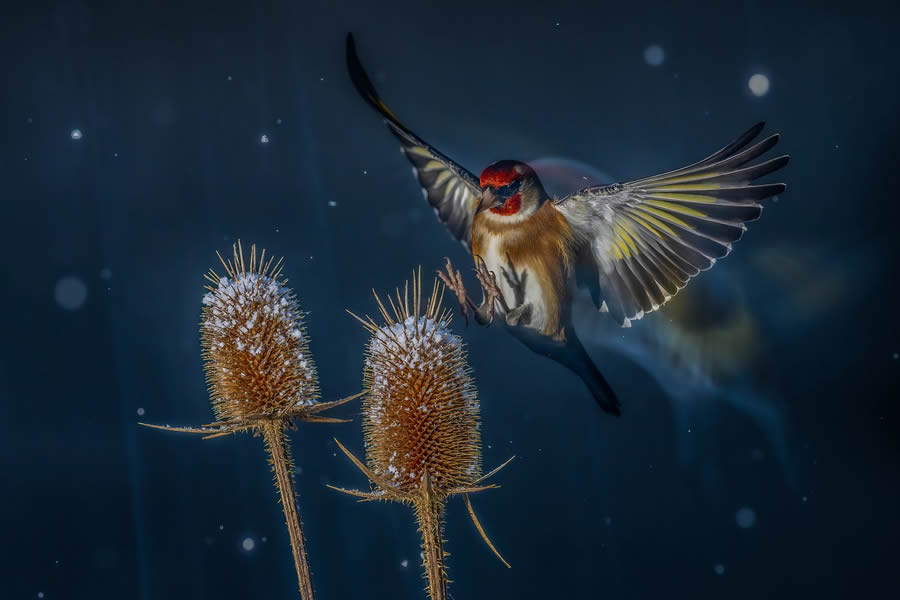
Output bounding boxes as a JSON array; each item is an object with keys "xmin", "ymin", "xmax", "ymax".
[
  {"xmin": 501, "ymin": 252, "xmax": 528, "ymax": 308},
  {"xmin": 504, "ymin": 303, "xmax": 532, "ymax": 327},
  {"xmin": 474, "ymin": 256, "xmax": 505, "ymax": 323},
  {"xmin": 437, "ymin": 257, "xmax": 470, "ymax": 326}
]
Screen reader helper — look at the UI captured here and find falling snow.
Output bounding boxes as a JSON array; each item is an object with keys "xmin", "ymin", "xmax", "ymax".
[
  {"xmin": 70, "ymin": 128, "xmax": 82, "ymax": 140},
  {"xmin": 242, "ymin": 537, "xmax": 255, "ymax": 551}
]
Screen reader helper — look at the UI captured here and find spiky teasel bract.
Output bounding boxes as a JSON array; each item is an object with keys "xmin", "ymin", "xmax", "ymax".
[
  {"xmin": 142, "ymin": 241, "xmax": 358, "ymax": 600},
  {"xmin": 332, "ymin": 269, "xmax": 512, "ymax": 600}
]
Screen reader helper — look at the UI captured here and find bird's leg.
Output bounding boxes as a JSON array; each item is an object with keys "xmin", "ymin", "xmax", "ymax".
[
  {"xmin": 504, "ymin": 303, "xmax": 532, "ymax": 327},
  {"xmin": 472, "ymin": 256, "xmax": 508, "ymax": 325},
  {"xmin": 501, "ymin": 253, "xmax": 527, "ymax": 308},
  {"xmin": 437, "ymin": 257, "xmax": 471, "ymax": 326},
  {"xmin": 500, "ymin": 253, "xmax": 532, "ymax": 327},
  {"xmin": 436, "ymin": 257, "xmax": 507, "ymax": 327}
]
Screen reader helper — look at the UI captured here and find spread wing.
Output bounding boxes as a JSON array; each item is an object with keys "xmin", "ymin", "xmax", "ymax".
[
  {"xmin": 555, "ymin": 122, "xmax": 789, "ymax": 327},
  {"xmin": 346, "ymin": 33, "xmax": 481, "ymax": 251}
]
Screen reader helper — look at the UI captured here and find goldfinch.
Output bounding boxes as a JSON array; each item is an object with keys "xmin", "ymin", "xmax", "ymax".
[{"xmin": 346, "ymin": 33, "xmax": 788, "ymax": 415}]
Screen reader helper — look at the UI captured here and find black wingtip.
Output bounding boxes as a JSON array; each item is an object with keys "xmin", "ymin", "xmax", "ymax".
[
  {"xmin": 345, "ymin": 32, "xmax": 372, "ymax": 99},
  {"xmin": 739, "ymin": 121, "xmax": 766, "ymax": 147},
  {"xmin": 345, "ymin": 33, "xmax": 414, "ymax": 143}
]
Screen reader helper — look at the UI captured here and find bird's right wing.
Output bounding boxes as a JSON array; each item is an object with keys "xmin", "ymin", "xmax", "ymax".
[
  {"xmin": 346, "ymin": 33, "xmax": 482, "ymax": 251},
  {"xmin": 555, "ymin": 123, "xmax": 788, "ymax": 327}
]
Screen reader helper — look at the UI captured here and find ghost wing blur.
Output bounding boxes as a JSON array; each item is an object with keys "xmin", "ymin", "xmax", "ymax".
[
  {"xmin": 554, "ymin": 122, "xmax": 788, "ymax": 327},
  {"xmin": 346, "ymin": 33, "xmax": 481, "ymax": 251}
]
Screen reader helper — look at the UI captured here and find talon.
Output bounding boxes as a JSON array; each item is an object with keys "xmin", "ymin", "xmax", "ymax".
[
  {"xmin": 437, "ymin": 257, "xmax": 469, "ymax": 326},
  {"xmin": 473, "ymin": 256, "xmax": 503, "ymax": 321}
]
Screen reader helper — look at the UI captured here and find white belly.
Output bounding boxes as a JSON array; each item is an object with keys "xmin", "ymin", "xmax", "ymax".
[{"xmin": 481, "ymin": 236, "xmax": 549, "ymax": 332}]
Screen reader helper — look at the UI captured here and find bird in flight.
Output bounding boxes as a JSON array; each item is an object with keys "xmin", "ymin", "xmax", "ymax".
[{"xmin": 346, "ymin": 33, "xmax": 788, "ymax": 416}]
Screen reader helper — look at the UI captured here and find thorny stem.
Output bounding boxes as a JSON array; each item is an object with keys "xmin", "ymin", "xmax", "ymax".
[
  {"xmin": 262, "ymin": 421, "xmax": 315, "ymax": 600},
  {"xmin": 415, "ymin": 474, "xmax": 447, "ymax": 600}
]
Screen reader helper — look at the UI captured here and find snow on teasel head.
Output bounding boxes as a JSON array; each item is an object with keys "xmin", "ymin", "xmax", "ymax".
[
  {"xmin": 354, "ymin": 271, "xmax": 482, "ymax": 498},
  {"xmin": 200, "ymin": 241, "xmax": 319, "ymax": 423}
]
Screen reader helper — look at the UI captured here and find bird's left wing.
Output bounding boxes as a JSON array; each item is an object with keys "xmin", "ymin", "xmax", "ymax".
[
  {"xmin": 555, "ymin": 122, "xmax": 788, "ymax": 327},
  {"xmin": 346, "ymin": 33, "xmax": 481, "ymax": 251}
]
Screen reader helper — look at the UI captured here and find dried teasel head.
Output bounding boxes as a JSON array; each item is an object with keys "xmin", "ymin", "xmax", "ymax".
[
  {"xmin": 349, "ymin": 272, "xmax": 485, "ymax": 500},
  {"xmin": 332, "ymin": 269, "xmax": 512, "ymax": 580},
  {"xmin": 200, "ymin": 241, "xmax": 320, "ymax": 424},
  {"xmin": 143, "ymin": 241, "xmax": 357, "ymax": 600}
]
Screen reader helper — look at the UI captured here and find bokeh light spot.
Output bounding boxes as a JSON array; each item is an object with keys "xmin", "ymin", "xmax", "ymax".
[
  {"xmin": 748, "ymin": 73, "xmax": 770, "ymax": 96},
  {"xmin": 54, "ymin": 276, "xmax": 88, "ymax": 311},
  {"xmin": 644, "ymin": 45, "xmax": 665, "ymax": 67},
  {"xmin": 736, "ymin": 506, "xmax": 757, "ymax": 528}
]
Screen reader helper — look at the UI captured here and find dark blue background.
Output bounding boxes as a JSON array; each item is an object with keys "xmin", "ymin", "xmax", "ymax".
[{"xmin": 2, "ymin": 1, "xmax": 898, "ymax": 598}]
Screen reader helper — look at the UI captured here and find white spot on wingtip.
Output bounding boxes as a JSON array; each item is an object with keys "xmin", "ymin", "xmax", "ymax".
[{"xmin": 599, "ymin": 300, "xmax": 609, "ymax": 313}]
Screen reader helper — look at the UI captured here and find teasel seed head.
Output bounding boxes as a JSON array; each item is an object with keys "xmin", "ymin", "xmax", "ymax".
[
  {"xmin": 143, "ymin": 241, "xmax": 359, "ymax": 600},
  {"xmin": 331, "ymin": 269, "xmax": 512, "ymax": 589},
  {"xmin": 357, "ymin": 272, "xmax": 481, "ymax": 498},
  {"xmin": 200, "ymin": 241, "xmax": 320, "ymax": 423}
]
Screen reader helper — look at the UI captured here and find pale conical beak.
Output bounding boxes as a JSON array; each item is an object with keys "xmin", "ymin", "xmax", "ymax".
[{"xmin": 477, "ymin": 189, "xmax": 501, "ymax": 213}]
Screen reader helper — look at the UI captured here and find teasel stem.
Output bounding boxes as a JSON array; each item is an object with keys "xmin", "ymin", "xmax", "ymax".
[
  {"xmin": 415, "ymin": 473, "xmax": 447, "ymax": 600},
  {"xmin": 262, "ymin": 420, "xmax": 315, "ymax": 600}
]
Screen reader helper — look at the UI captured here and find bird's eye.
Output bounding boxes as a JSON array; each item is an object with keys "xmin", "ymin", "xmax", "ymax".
[{"xmin": 496, "ymin": 180, "xmax": 520, "ymax": 196}]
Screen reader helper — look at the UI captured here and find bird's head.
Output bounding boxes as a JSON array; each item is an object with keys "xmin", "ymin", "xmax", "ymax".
[{"xmin": 478, "ymin": 160, "xmax": 547, "ymax": 218}]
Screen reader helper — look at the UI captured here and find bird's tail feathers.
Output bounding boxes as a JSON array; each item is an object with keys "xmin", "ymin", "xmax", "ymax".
[
  {"xmin": 515, "ymin": 326, "xmax": 621, "ymax": 416},
  {"xmin": 565, "ymin": 332, "xmax": 621, "ymax": 416}
]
